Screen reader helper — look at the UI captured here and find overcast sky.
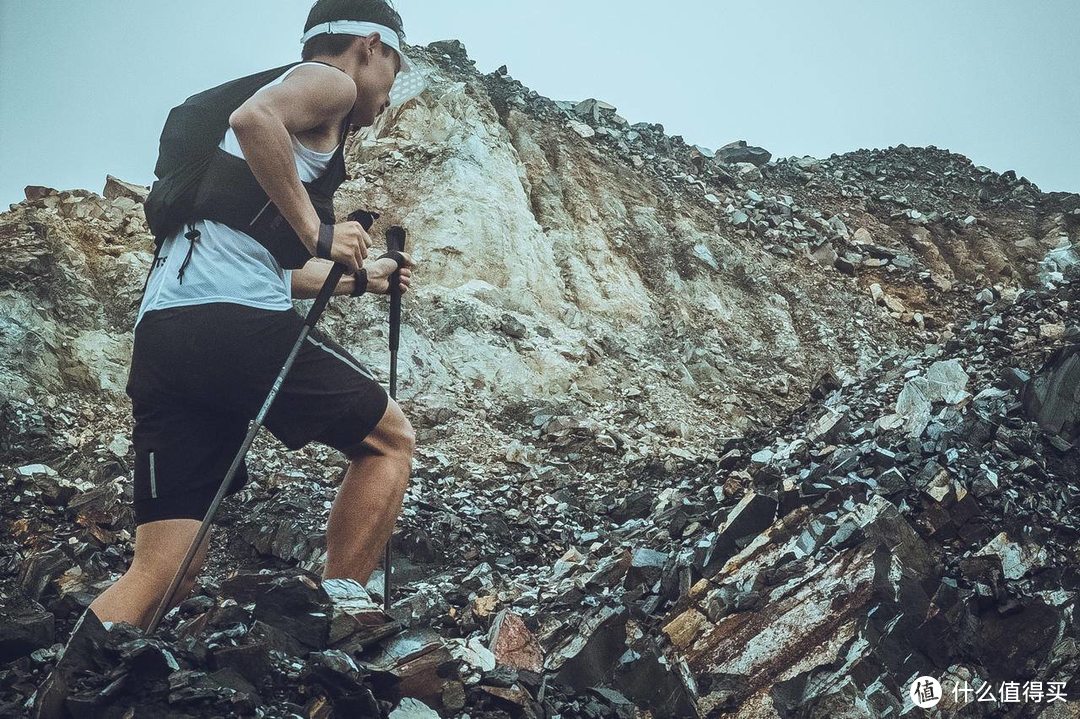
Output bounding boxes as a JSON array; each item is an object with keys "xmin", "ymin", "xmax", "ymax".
[{"xmin": 2, "ymin": 0, "xmax": 1077, "ymax": 209}]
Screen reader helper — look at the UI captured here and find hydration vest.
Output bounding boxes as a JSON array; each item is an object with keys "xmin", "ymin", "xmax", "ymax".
[{"xmin": 143, "ymin": 61, "xmax": 351, "ymax": 270}]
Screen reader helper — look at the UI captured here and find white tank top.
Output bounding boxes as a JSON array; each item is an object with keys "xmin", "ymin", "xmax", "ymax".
[{"xmin": 136, "ymin": 62, "xmax": 341, "ymax": 329}]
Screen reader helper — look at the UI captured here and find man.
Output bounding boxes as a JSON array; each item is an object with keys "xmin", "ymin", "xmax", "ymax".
[{"xmin": 89, "ymin": 0, "xmax": 422, "ymax": 630}]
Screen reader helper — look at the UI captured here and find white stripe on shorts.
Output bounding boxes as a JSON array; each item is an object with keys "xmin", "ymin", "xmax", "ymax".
[{"xmin": 305, "ymin": 335, "xmax": 376, "ymax": 380}]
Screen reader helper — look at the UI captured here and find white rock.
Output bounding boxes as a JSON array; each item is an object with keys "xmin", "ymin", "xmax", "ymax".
[
  {"xmin": 108, "ymin": 434, "xmax": 131, "ymax": 458},
  {"xmin": 926, "ymin": 359, "xmax": 970, "ymax": 404},
  {"xmin": 692, "ymin": 243, "xmax": 719, "ymax": 271},
  {"xmin": 895, "ymin": 377, "xmax": 932, "ymax": 438},
  {"xmin": 567, "ymin": 120, "xmax": 595, "ymax": 138},
  {"xmin": 389, "ymin": 698, "xmax": 441, "ymax": 719},
  {"xmin": 976, "ymin": 532, "xmax": 1048, "ymax": 580},
  {"xmin": 16, "ymin": 464, "xmax": 57, "ymax": 477},
  {"xmin": 870, "ymin": 283, "xmax": 884, "ymax": 304}
]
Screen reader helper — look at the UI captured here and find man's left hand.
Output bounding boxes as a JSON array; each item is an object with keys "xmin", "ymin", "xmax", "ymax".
[{"xmin": 363, "ymin": 251, "xmax": 415, "ymax": 295}]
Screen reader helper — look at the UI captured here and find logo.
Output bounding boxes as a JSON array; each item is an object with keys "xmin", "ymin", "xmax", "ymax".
[{"xmin": 910, "ymin": 676, "xmax": 943, "ymax": 708}]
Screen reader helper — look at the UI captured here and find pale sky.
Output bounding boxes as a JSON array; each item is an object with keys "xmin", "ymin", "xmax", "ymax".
[{"xmin": 2, "ymin": 0, "xmax": 1078, "ymax": 209}]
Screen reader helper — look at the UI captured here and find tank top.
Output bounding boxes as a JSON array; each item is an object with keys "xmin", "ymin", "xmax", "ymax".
[{"xmin": 135, "ymin": 62, "xmax": 340, "ymax": 329}]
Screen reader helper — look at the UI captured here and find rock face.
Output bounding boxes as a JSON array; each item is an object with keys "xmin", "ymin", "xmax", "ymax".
[{"xmin": 1, "ymin": 37, "xmax": 1079, "ymax": 719}]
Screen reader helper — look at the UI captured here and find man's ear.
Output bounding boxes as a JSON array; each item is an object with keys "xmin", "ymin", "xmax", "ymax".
[{"xmin": 363, "ymin": 32, "xmax": 381, "ymax": 57}]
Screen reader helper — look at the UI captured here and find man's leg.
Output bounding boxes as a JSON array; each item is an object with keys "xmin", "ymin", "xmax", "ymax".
[
  {"xmin": 88, "ymin": 519, "xmax": 210, "ymax": 630},
  {"xmin": 323, "ymin": 398, "xmax": 415, "ymax": 583}
]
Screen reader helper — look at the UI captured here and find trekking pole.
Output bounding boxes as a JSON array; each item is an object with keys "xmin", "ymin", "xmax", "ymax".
[
  {"xmin": 146, "ymin": 212, "xmax": 378, "ymax": 635},
  {"xmin": 382, "ymin": 226, "xmax": 406, "ymax": 612}
]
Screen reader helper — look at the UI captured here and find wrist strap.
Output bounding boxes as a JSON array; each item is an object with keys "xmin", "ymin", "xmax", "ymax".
[
  {"xmin": 350, "ymin": 268, "xmax": 368, "ymax": 297},
  {"xmin": 376, "ymin": 250, "xmax": 406, "ymax": 269},
  {"xmin": 316, "ymin": 223, "xmax": 334, "ymax": 260}
]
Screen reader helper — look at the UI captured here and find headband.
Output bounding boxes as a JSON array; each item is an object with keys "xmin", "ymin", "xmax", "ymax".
[{"xmin": 300, "ymin": 20, "xmax": 426, "ymax": 107}]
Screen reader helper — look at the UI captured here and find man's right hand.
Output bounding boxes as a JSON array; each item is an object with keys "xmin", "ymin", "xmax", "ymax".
[{"xmin": 327, "ymin": 220, "xmax": 373, "ymax": 274}]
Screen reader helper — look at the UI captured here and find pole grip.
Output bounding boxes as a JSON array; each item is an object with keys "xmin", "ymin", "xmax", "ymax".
[
  {"xmin": 302, "ymin": 209, "xmax": 380, "ymax": 327},
  {"xmin": 386, "ymin": 226, "xmax": 406, "ymax": 352}
]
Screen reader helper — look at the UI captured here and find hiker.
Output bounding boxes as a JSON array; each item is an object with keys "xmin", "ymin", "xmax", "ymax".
[{"xmin": 89, "ymin": 0, "xmax": 422, "ymax": 630}]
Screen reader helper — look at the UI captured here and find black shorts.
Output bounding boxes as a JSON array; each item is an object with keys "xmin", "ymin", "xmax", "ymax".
[{"xmin": 125, "ymin": 302, "xmax": 389, "ymax": 525}]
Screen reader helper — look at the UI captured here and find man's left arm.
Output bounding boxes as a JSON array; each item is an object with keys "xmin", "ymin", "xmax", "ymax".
[
  {"xmin": 290, "ymin": 253, "xmax": 415, "ymax": 299},
  {"xmin": 290, "ymin": 260, "xmax": 358, "ymax": 300}
]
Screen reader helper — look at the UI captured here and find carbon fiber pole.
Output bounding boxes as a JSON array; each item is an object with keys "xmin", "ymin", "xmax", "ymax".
[{"xmin": 383, "ymin": 225, "xmax": 406, "ymax": 613}]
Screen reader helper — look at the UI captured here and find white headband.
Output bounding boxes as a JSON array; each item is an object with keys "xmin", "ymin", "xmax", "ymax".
[{"xmin": 300, "ymin": 20, "xmax": 426, "ymax": 107}]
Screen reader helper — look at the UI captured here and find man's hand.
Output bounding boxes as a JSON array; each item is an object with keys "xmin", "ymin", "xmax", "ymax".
[
  {"xmin": 328, "ymin": 221, "xmax": 373, "ymax": 273},
  {"xmin": 364, "ymin": 251, "xmax": 415, "ymax": 295}
]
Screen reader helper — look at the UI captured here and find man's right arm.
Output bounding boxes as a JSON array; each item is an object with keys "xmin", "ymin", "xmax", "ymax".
[{"xmin": 228, "ymin": 65, "xmax": 368, "ymax": 271}]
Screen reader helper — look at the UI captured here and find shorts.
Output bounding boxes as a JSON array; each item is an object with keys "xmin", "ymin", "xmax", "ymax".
[{"xmin": 124, "ymin": 302, "xmax": 389, "ymax": 525}]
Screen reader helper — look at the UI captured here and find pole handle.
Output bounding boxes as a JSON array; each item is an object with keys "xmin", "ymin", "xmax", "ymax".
[{"xmin": 302, "ymin": 209, "xmax": 380, "ymax": 326}]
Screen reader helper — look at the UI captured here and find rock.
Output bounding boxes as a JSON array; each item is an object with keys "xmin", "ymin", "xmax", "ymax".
[
  {"xmin": 303, "ymin": 649, "xmax": 379, "ymax": 716},
  {"xmin": 733, "ymin": 162, "xmax": 761, "ymax": 181},
  {"xmin": 714, "ymin": 140, "xmax": 772, "ymax": 167},
  {"xmin": 810, "ymin": 241, "xmax": 838, "ymax": 266},
  {"xmin": 498, "ymin": 313, "xmax": 527, "ymax": 339},
  {"xmin": 976, "ymin": 532, "xmax": 1049, "ymax": 580},
  {"xmin": 926, "ymin": 359, "xmax": 970, "ymax": 404},
  {"xmin": 24, "ymin": 186, "xmax": 58, "ymax": 201},
  {"xmin": 102, "ymin": 175, "xmax": 149, "ymax": 203},
  {"xmin": 613, "ymin": 641, "xmax": 698, "ymax": 717},
  {"xmin": 118, "ymin": 637, "xmax": 181, "ymax": 676},
  {"xmin": 870, "ymin": 283, "xmax": 885, "ymax": 304},
  {"xmin": 488, "ymin": 610, "xmax": 543, "ymax": 673},
  {"xmin": 0, "ymin": 594, "xmax": 54, "ymax": 663},
  {"xmin": 572, "ymin": 98, "xmax": 616, "ymax": 124},
  {"xmin": 389, "ymin": 698, "xmax": 442, "ymax": 718},
  {"xmin": 1022, "ymin": 345, "xmax": 1080, "ymax": 440},
  {"xmin": 568, "ymin": 120, "xmax": 595, "ymax": 139},
  {"xmin": 251, "ymin": 573, "xmax": 331, "ymax": 649},
  {"xmin": 31, "ymin": 609, "xmax": 111, "ymax": 718},
  {"xmin": 362, "ymin": 629, "xmax": 455, "ymax": 709},
  {"xmin": 548, "ymin": 606, "xmax": 628, "ymax": 691},
  {"xmin": 323, "ymin": 577, "xmax": 400, "ymax": 650},
  {"xmin": 210, "ymin": 642, "xmax": 272, "ymax": 687},
  {"xmin": 692, "ymin": 243, "xmax": 719, "ymax": 271},
  {"xmin": 808, "ymin": 408, "xmax": 848, "ymax": 443},
  {"xmin": 718, "ymin": 492, "xmax": 777, "ymax": 546},
  {"xmin": 625, "ymin": 548, "xmax": 668, "ymax": 589},
  {"xmin": 610, "ymin": 490, "xmax": 652, "ymax": 522},
  {"xmin": 834, "ymin": 255, "xmax": 857, "ymax": 275}
]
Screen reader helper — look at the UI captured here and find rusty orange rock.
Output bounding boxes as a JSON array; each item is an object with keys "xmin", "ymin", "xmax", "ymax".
[{"xmin": 487, "ymin": 609, "xmax": 543, "ymax": 673}]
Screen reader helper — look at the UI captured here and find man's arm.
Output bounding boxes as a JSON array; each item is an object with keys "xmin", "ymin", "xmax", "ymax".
[
  {"xmin": 290, "ymin": 259, "xmax": 359, "ymax": 300},
  {"xmin": 228, "ymin": 64, "xmax": 355, "ymax": 255},
  {"xmin": 291, "ymin": 254, "xmax": 416, "ymax": 299}
]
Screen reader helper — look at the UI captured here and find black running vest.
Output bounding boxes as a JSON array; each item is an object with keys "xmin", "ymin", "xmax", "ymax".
[{"xmin": 145, "ymin": 61, "xmax": 352, "ymax": 270}]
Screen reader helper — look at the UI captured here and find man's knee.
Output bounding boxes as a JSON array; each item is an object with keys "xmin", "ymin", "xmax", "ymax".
[{"xmin": 349, "ymin": 399, "xmax": 415, "ymax": 460}]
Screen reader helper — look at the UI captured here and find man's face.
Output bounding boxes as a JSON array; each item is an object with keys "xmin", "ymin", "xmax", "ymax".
[{"xmin": 351, "ymin": 37, "xmax": 401, "ymax": 127}]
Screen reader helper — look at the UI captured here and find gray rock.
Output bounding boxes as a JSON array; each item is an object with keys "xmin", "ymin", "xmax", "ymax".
[
  {"xmin": 0, "ymin": 594, "xmax": 54, "ymax": 663},
  {"xmin": 714, "ymin": 140, "xmax": 772, "ymax": 167},
  {"xmin": 1022, "ymin": 345, "xmax": 1080, "ymax": 441}
]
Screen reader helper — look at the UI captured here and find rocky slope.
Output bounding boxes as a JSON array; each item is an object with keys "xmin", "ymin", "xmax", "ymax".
[{"xmin": 1, "ymin": 38, "xmax": 1078, "ymax": 718}]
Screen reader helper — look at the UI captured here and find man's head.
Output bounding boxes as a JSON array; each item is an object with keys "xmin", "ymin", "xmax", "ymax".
[{"xmin": 301, "ymin": 0, "xmax": 411, "ymax": 127}]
